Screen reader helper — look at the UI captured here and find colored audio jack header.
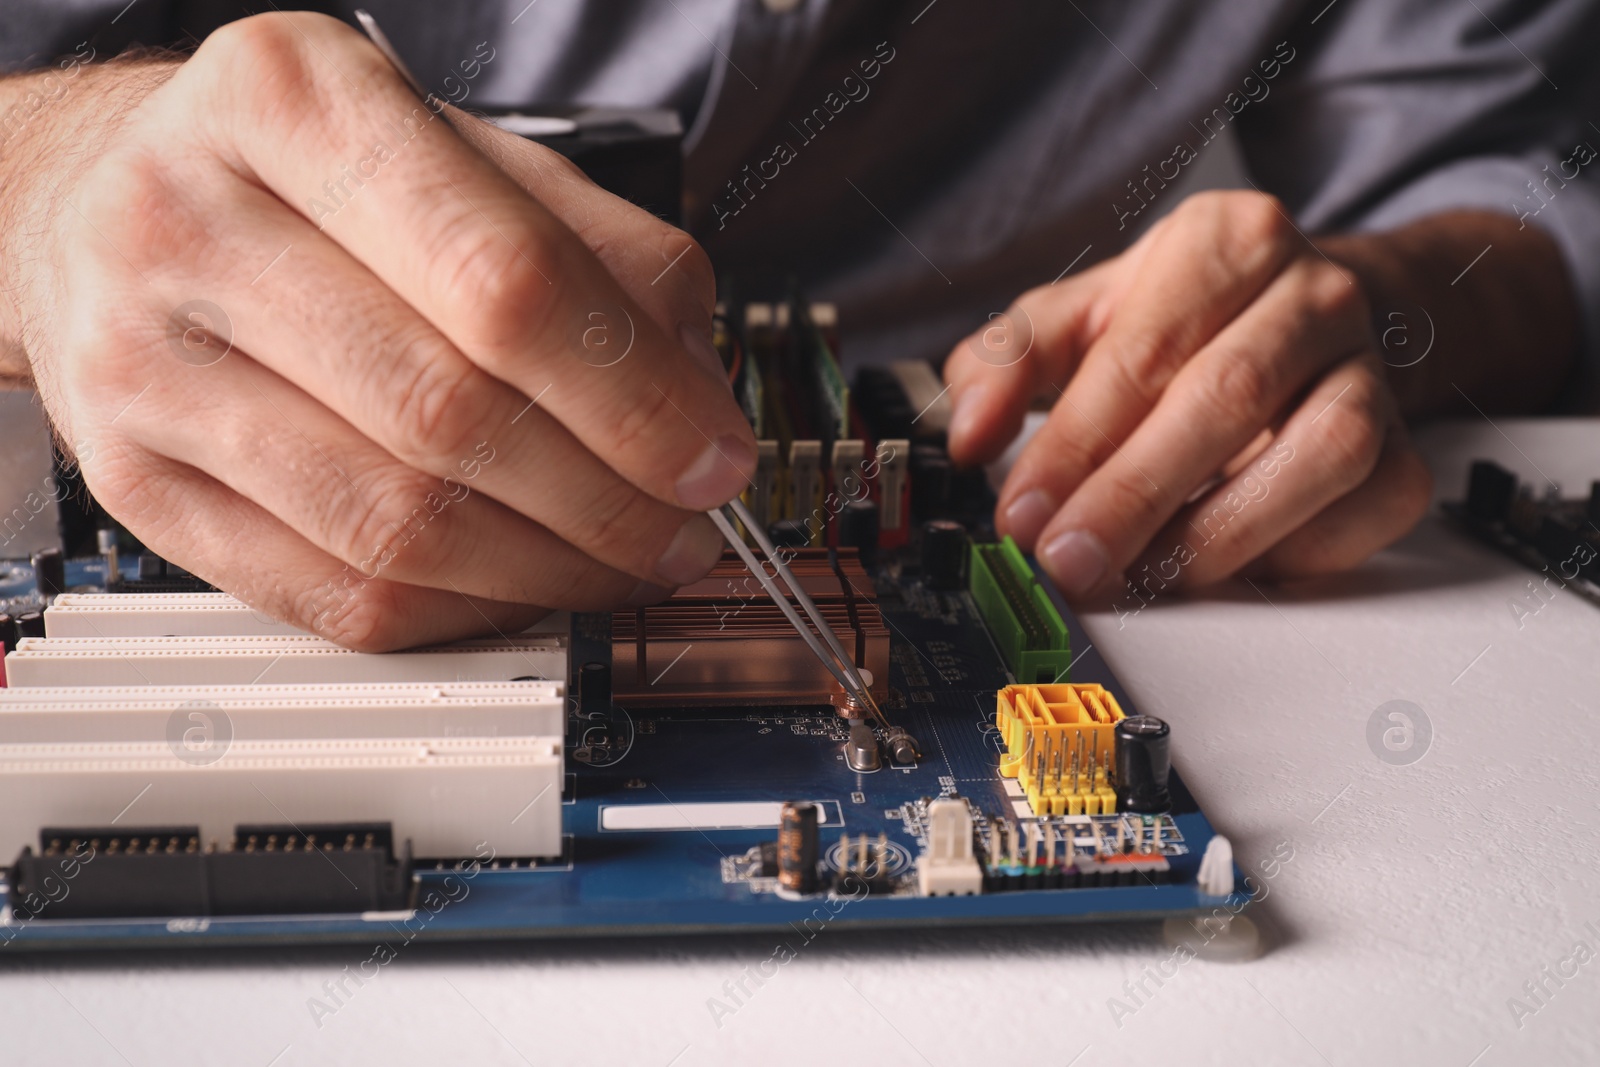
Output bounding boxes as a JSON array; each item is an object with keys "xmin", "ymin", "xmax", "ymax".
[{"xmin": 982, "ymin": 815, "xmax": 1171, "ymax": 891}]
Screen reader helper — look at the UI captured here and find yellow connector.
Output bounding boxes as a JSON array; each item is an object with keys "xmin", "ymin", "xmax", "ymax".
[{"xmin": 996, "ymin": 683, "xmax": 1125, "ymax": 816}]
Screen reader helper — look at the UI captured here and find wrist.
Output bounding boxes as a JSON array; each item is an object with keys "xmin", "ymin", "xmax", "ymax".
[
  {"xmin": 0, "ymin": 54, "xmax": 182, "ymax": 381},
  {"xmin": 1317, "ymin": 211, "xmax": 1579, "ymax": 416}
]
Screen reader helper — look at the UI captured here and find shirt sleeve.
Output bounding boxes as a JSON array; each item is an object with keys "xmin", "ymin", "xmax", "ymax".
[
  {"xmin": 0, "ymin": 0, "xmax": 182, "ymax": 72},
  {"xmin": 1237, "ymin": 0, "xmax": 1600, "ymax": 366}
]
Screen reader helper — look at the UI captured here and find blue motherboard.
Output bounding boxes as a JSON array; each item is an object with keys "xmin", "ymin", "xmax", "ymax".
[{"xmin": 0, "ymin": 553, "xmax": 1246, "ymax": 953}]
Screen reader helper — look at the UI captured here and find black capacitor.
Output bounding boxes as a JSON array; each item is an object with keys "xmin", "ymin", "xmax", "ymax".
[
  {"xmin": 777, "ymin": 801, "xmax": 819, "ymax": 893},
  {"xmin": 15, "ymin": 611, "xmax": 45, "ymax": 640},
  {"xmin": 838, "ymin": 498, "xmax": 880, "ymax": 568},
  {"xmin": 580, "ymin": 660, "xmax": 611, "ymax": 715},
  {"xmin": 0, "ymin": 613, "xmax": 13, "ymax": 653},
  {"xmin": 1114, "ymin": 715, "xmax": 1172, "ymax": 813},
  {"xmin": 1465, "ymin": 461, "xmax": 1517, "ymax": 522},
  {"xmin": 766, "ymin": 519, "xmax": 811, "ymax": 550},
  {"xmin": 921, "ymin": 519, "xmax": 969, "ymax": 590},
  {"xmin": 909, "ymin": 445, "xmax": 952, "ymax": 520},
  {"xmin": 137, "ymin": 554, "xmax": 164, "ymax": 581},
  {"xmin": 31, "ymin": 548, "xmax": 65, "ymax": 599}
]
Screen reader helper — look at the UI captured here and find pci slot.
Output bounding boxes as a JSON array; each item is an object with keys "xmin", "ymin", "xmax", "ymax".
[
  {"xmin": 876, "ymin": 438, "xmax": 910, "ymax": 549},
  {"xmin": 45, "ymin": 592, "xmax": 306, "ymax": 637},
  {"xmin": 0, "ymin": 735, "xmax": 563, "ymax": 860},
  {"xmin": 829, "ymin": 440, "xmax": 866, "ymax": 545},
  {"xmin": 0, "ymin": 680, "xmax": 564, "ymax": 743},
  {"xmin": 40, "ymin": 592, "xmax": 571, "ymax": 639},
  {"xmin": 744, "ymin": 439, "xmax": 781, "ymax": 535},
  {"xmin": 788, "ymin": 440, "xmax": 823, "ymax": 544},
  {"xmin": 3, "ymin": 634, "xmax": 567, "ymax": 687},
  {"xmin": 969, "ymin": 537, "xmax": 1072, "ymax": 683}
]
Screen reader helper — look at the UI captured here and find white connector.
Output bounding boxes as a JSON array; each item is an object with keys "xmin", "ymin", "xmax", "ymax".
[
  {"xmin": 3, "ymin": 634, "xmax": 567, "ymax": 687},
  {"xmin": 916, "ymin": 798, "xmax": 983, "ymax": 896},
  {"xmin": 1197, "ymin": 834, "xmax": 1235, "ymax": 897},
  {"xmin": 0, "ymin": 680, "xmax": 564, "ymax": 743},
  {"xmin": 42, "ymin": 593, "xmax": 572, "ymax": 640},
  {"xmin": 43, "ymin": 592, "xmax": 308, "ymax": 637},
  {"xmin": 0, "ymin": 735, "xmax": 563, "ymax": 860}
]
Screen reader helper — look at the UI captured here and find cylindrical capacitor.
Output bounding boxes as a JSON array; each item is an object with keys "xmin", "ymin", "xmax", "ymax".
[
  {"xmin": 838, "ymin": 498, "xmax": 879, "ymax": 568},
  {"xmin": 766, "ymin": 519, "xmax": 811, "ymax": 550},
  {"xmin": 15, "ymin": 611, "xmax": 45, "ymax": 640},
  {"xmin": 921, "ymin": 519, "xmax": 968, "ymax": 590},
  {"xmin": 909, "ymin": 446, "xmax": 952, "ymax": 520},
  {"xmin": 777, "ymin": 801, "xmax": 819, "ymax": 893},
  {"xmin": 579, "ymin": 660, "xmax": 611, "ymax": 715},
  {"xmin": 31, "ymin": 548, "xmax": 64, "ymax": 600},
  {"xmin": 1114, "ymin": 715, "xmax": 1172, "ymax": 813},
  {"xmin": 0, "ymin": 613, "xmax": 14, "ymax": 653}
]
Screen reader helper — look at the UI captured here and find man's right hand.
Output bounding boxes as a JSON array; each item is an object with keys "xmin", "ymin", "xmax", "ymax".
[{"xmin": 0, "ymin": 13, "xmax": 756, "ymax": 650}]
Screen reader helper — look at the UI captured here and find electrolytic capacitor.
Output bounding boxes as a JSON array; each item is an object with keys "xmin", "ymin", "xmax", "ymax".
[
  {"xmin": 30, "ymin": 548, "xmax": 64, "ymax": 600},
  {"xmin": 777, "ymin": 801, "xmax": 819, "ymax": 893},
  {"xmin": 838, "ymin": 498, "xmax": 880, "ymax": 568},
  {"xmin": 1114, "ymin": 715, "xmax": 1172, "ymax": 813},
  {"xmin": 766, "ymin": 519, "xmax": 811, "ymax": 550},
  {"xmin": 921, "ymin": 519, "xmax": 968, "ymax": 590},
  {"xmin": 0, "ymin": 613, "xmax": 14, "ymax": 653},
  {"xmin": 909, "ymin": 446, "xmax": 952, "ymax": 520},
  {"xmin": 15, "ymin": 611, "xmax": 45, "ymax": 640},
  {"xmin": 579, "ymin": 660, "xmax": 611, "ymax": 715}
]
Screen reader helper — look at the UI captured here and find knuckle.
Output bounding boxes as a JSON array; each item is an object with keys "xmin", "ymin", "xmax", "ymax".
[
  {"xmin": 1230, "ymin": 191, "xmax": 1295, "ymax": 251},
  {"xmin": 301, "ymin": 581, "xmax": 404, "ymax": 652},
  {"xmin": 434, "ymin": 219, "xmax": 563, "ymax": 352},
  {"xmin": 1199, "ymin": 352, "xmax": 1278, "ymax": 420},
  {"xmin": 76, "ymin": 152, "xmax": 187, "ymax": 268},
  {"xmin": 570, "ymin": 480, "xmax": 660, "ymax": 570},
  {"xmin": 607, "ymin": 379, "xmax": 677, "ymax": 460},
  {"xmin": 1095, "ymin": 472, "xmax": 1167, "ymax": 535},
  {"xmin": 1309, "ymin": 375, "xmax": 1384, "ymax": 484},
  {"xmin": 1105, "ymin": 335, "xmax": 1172, "ymax": 403},
  {"xmin": 204, "ymin": 14, "xmax": 320, "ymax": 111},
  {"xmin": 330, "ymin": 468, "xmax": 453, "ymax": 574},
  {"xmin": 383, "ymin": 341, "xmax": 487, "ymax": 463},
  {"xmin": 1297, "ymin": 261, "xmax": 1368, "ymax": 326},
  {"xmin": 80, "ymin": 443, "xmax": 152, "ymax": 518}
]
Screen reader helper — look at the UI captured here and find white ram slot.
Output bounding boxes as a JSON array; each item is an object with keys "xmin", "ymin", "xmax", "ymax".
[
  {"xmin": 3, "ymin": 634, "xmax": 566, "ymax": 688},
  {"xmin": 43, "ymin": 593, "xmax": 308, "ymax": 638},
  {"xmin": 0, "ymin": 736, "xmax": 562, "ymax": 860},
  {"xmin": 0, "ymin": 681, "xmax": 565, "ymax": 743}
]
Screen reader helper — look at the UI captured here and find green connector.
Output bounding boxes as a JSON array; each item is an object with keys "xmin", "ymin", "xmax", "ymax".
[{"xmin": 969, "ymin": 536, "xmax": 1073, "ymax": 684}]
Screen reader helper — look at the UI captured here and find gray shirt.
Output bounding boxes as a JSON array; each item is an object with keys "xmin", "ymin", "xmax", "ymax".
[{"xmin": 6, "ymin": 0, "xmax": 1600, "ymax": 371}]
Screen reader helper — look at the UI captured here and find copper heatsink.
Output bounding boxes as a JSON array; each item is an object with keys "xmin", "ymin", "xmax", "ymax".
[{"xmin": 612, "ymin": 549, "xmax": 889, "ymax": 707}]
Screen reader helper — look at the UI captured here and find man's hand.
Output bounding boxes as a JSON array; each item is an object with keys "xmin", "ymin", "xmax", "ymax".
[
  {"xmin": 0, "ymin": 13, "xmax": 756, "ymax": 649},
  {"xmin": 943, "ymin": 190, "xmax": 1436, "ymax": 600}
]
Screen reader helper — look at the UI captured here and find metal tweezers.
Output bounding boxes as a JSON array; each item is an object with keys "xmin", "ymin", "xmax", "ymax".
[{"xmin": 706, "ymin": 498, "xmax": 883, "ymax": 722}]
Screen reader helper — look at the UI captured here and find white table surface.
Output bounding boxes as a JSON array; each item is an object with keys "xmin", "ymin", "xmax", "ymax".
[{"xmin": 2, "ymin": 418, "xmax": 1597, "ymax": 1067}]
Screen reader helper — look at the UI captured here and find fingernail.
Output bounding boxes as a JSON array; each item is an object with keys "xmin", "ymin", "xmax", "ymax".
[
  {"xmin": 676, "ymin": 433, "xmax": 756, "ymax": 509},
  {"xmin": 623, "ymin": 579, "xmax": 673, "ymax": 607},
  {"xmin": 654, "ymin": 514, "xmax": 723, "ymax": 586},
  {"xmin": 948, "ymin": 382, "xmax": 989, "ymax": 447},
  {"xmin": 679, "ymin": 323, "xmax": 728, "ymax": 387},
  {"xmin": 1039, "ymin": 528, "xmax": 1109, "ymax": 598},
  {"xmin": 1001, "ymin": 488, "xmax": 1057, "ymax": 549}
]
